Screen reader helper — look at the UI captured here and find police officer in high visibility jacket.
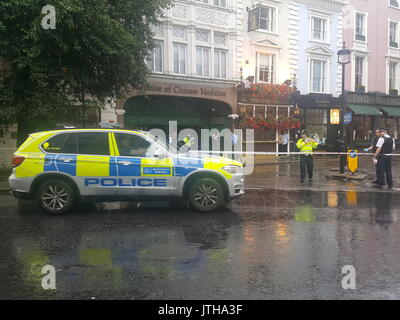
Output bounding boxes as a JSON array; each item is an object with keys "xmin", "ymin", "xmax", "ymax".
[
  {"xmin": 296, "ymin": 131, "xmax": 319, "ymax": 183},
  {"xmin": 374, "ymin": 128, "xmax": 395, "ymax": 189}
]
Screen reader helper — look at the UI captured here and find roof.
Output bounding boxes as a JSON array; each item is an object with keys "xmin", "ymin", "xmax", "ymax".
[{"xmin": 31, "ymin": 128, "xmax": 142, "ymax": 135}]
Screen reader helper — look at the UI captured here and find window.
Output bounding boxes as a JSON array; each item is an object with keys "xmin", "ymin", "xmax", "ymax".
[
  {"xmin": 150, "ymin": 23, "xmax": 163, "ymax": 37},
  {"xmin": 173, "ymin": 43, "xmax": 186, "ymax": 75},
  {"xmin": 196, "ymin": 0, "xmax": 208, "ymax": 3},
  {"xmin": 115, "ymin": 133, "xmax": 157, "ymax": 158},
  {"xmin": 257, "ymin": 53, "xmax": 275, "ymax": 83},
  {"xmin": 42, "ymin": 133, "xmax": 78, "ymax": 154},
  {"xmin": 213, "ymin": 0, "xmax": 226, "ymax": 7},
  {"xmin": 196, "ymin": 47, "xmax": 210, "ymax": 77},
  {"xmin": 173, "ymin": 25, "xmax": 186, "ymax": 40},
  {"xmin": 311, "ymin": 17, "xmax": 327, "ymax": 42},
  {"xmin": 214, "ymin": 49, "xmax": 227, "ymax": 78},
  {"xmin": 214, "ymin": 32, "xmax": 226, "ymax": 46},
  {"xmin": 390, "ymin": 0, "xmax": 399, "ymax": 8},
  {"xmin": 195, "ymin": 30, "xmax": 209, "ymax": 43},
  {"xmin": 248, "ymin": 5, "xmax": 276, "ymax": 33},
  {"xmin": 390, "ymin": 61, "xmax": 397, "ymax": 90},
  {"xmin": 310, "ymin": 59, "xmax": 327, "ymax": 93},
  {"xmin": 355, "ymin": 56, "xmax": 364, "ymax": 88},
  {"xmin": 148, "ymin": 40, "xmax": 163, "ymax": 73},
  {"xmin": 390, "ymin": 21, "xmax": 398, "ymax": 48},
  {"xmin": 355, "ymin": 13, "xmax": 366, "ymax": 41},
  {"xmin": 78, "ymin": 133, "xmax": 109, "ymax": 155}
]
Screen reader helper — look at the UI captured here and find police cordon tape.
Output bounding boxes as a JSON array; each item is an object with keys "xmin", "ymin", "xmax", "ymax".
[
  {"xmin": 196, "ymin": 151, "xmax": 400, "ymax": 156},
  {"xmin": 1, "ymin": 148, "xmax": 399, "ymax": 157}
]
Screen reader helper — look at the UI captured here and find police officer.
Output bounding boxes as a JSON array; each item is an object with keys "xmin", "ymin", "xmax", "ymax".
[
  {"xmin": 296, "ymin": 131, "xmax": 319, "ymax": 183},
  {"xmin": 374, "ymin": 128, "xmax": 395, "ymax": 189},
  {"xmin": 365, "ymin": 129, "xmax": 381, "ymax": 184}
]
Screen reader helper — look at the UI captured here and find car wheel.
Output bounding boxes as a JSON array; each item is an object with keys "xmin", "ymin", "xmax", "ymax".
[
  {"xmin": 36, "ymin": 179, "xmax": 75, "ymax": 214},
  {"xmin": 188, "ymin": 178, "xmax": 224, "ymax": 212}
]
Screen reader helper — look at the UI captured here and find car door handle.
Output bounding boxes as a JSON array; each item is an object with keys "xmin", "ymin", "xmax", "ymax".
[
  {"xmin": 118, "ymin": 161, "xmax": 133, "ymax": 166},
  {"xmin": 59, "ymin": 157, "xmax": 73, "ymax": 163}
]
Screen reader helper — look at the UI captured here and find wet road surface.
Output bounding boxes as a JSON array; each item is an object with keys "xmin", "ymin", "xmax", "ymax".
[{"xmin": 1, "ymin": 158, "xmax": 400, "ymax": 299}]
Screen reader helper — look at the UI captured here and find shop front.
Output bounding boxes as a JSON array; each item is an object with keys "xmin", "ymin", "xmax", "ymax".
[
  {"xmin": 237, "ymin": 84, "xmax": 297, "ymax": 153},
  {"xmin": 344, "ymin": 92, "xmax": 400, "ymax": 148},
  {"xmin": 297, "ymin": 94, "xmax": 341, "ymax": 152},
  {"xmin": 116, "ymin": 76, "xmax": 238, "ymax": 144}
]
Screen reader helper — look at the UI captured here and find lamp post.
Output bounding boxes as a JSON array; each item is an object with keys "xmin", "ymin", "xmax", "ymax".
[{"xmin": 337, "ymin": 42, "xmax": 351, "ymax": 174}]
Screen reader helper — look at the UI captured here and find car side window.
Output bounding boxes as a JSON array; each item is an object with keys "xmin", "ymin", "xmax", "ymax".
[
  {"xmin": 115, "ymin": 133, "xmax": 157, "ymax": 157},
  {"xmin": 77, "ymin": 132, "xmax": 110, "ymax": 155},
  {"xmin": 42, "ymin": 133, "xmax": 78, "ymax": 154}
]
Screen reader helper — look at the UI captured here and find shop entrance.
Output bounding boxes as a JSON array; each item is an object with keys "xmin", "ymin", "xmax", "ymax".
[{"xmin": 123, "ymin": 95, "xmax": 232, "ymax": 144}]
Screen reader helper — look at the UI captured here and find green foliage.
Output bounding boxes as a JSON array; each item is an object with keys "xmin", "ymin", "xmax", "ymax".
[{"xmin": 0, "ymin": 0, "xmax": 171, "ymax": 141}]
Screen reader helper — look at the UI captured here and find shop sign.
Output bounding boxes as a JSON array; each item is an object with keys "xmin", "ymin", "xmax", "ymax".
[
  {"xmin": 344, "ymin": 112, "xmax": 352, "ymax": 125},
  {"xmin": 142, "ymin": 83, "xmax": 228, "ymax": 98},
  {"xmin": 330, "ymin": 109, "xmax": 340, "ymax": 125}
]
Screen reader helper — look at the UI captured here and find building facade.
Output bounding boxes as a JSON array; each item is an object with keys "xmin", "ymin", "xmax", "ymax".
[
  {"xmin": 236, "ymin": 0, "xmax": 297, "ymax": 152},
  {"xmin": 295, "ymin": 0, "xmax": 347, "ymax": 150},
  {"xmin": 114, "ymin": 0, "xmax": 243, "ymax": 140},
  {"xmin": 342, "ymin": 0, "xmax": 400, "ymax": 145}
]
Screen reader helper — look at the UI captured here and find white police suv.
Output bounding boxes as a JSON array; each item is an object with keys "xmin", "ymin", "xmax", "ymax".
[{"xmin": 9, "ymin": 129, "xmax": 245, "ymax": 214}]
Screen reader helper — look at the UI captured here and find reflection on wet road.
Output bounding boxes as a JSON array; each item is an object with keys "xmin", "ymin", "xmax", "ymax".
[{"xmin": 1, "ymin": 159, "xmax": 400, "ymax": 299}]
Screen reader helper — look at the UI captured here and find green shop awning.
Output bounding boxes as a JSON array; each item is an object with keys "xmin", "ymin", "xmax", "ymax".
[
  {"xmin": 382, "ymin": 106, "xmax": 400, "ymax": 117},
  {"xmin": 348, "ymin": 104, "xmax": 381, "ymax": 116}
]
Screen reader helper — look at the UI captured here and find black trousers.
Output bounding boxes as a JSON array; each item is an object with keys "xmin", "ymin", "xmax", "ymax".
[
  {"xmin": 278, "ymin": 144, "xmax": 288, "ymax": 155},
  {"xmin": 377, "ymin": 155, "xmax": 393, "ymax": 187},
  {"xmin": 300, "ymin": 155, "xmax": 313, "ymax": 181}
]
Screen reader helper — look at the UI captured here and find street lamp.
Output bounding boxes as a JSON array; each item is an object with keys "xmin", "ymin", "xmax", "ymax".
[{"xmin": 337, "ymin": 42, "xmax": 351, "ymax": 174}]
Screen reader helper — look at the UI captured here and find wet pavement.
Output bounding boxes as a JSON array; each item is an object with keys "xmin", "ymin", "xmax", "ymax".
[{"xmin": 1, "ymin": 157, "xmax": 400, "ymax": 300}]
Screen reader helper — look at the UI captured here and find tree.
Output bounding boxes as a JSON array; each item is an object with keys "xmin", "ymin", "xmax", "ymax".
[{"xmin": 0, "ymin": 0, "xmax": 171, "ymax": 145}]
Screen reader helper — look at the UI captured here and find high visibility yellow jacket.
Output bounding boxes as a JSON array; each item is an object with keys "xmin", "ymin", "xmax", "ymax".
[{"xmin": 296, "ymin": 138, "xmax": 318, "ymax": 155}]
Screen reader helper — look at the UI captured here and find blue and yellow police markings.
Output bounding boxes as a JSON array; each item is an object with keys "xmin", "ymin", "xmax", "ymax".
[
  {"xmin": 44, "ymin": 154, "xmax": 77, "ymax": 176},
  {"xmin": 141, "ymin": 158, "xmax": 173, "ymax": 176},
  {"xmin": 173, "ymin": 157, "xmax": 204, "ymax": 177}
]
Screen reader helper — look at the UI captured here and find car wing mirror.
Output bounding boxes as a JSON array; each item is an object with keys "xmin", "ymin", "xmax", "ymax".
[{"xmin": 154, "ymin": 148, "xmax": 166, "ymax": 159}]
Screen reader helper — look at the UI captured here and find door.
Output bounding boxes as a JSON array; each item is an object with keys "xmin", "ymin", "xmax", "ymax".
[
  {"xmin": 112, "ymin": 132, "xmax": 176, "ymax": 197},
  {"xmin": 75, "ymin": 132, "xmax": 116, "ymax": 196}
]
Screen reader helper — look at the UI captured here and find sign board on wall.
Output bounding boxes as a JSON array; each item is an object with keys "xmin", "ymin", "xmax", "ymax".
[
  {"xmin": 344, "ymin": 112, "xmax": 352, "ymax": 125},
  {"xmin": 330, "ymin": 109, "xmax": 340, "ymax": 124}
]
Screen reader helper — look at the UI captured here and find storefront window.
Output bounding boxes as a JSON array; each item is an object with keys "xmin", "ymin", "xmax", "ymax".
[
  {"xmin": 305, "ymin": 109, "xmax": 327, "ymax": 124},
  {"xmin": 303, "ymin": 109, "xmax": 328, "ymax": 144},
  {"xmin": 255, "ymin": 105, "xmax": 266, "ymax": 117},
  {"xmin": 305, "ymin": 125, "xmax": 327, "ymax": 144},
  {"xmin": 278, "ymin": 106, "xmax": 288, "ymax": 118},
  {"xmin": 266, "ymin": 106, "xmax": 276, "ymax": 120},
  {"xmin": 239, "ymin": 104, "xmax": 254, "ymax": 117},
  {"xmin": 353, "ymin": 115, "xmax": 374, "ymax": 141},
  {"xmin": 386, "ymin": 118, "xmax": 399, "ymax": 139}
]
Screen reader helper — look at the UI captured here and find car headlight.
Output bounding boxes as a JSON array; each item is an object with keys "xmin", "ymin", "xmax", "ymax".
[{"xmin": 222, "ymin": 165, "xmax": 242, "ymax": 174}]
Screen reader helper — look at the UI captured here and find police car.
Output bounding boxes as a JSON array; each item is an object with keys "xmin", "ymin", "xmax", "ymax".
[{"xmin": 9, "ymin": 129, "xmax": 245, "ymax": 214}]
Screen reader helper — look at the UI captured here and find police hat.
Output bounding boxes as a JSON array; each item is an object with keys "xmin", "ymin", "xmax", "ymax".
[{"xmin": 379, "ymin": 128, "xmax": 388, "ymax": 132}]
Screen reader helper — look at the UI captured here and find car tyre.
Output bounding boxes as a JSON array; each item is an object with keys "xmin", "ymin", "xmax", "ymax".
[
  {"xmin": 188, "ymin": 178, "xmax": 224, "ymax": 212},
  {"xmin": 36, "ymin": 179, "xmax": 75, "ymax": 214}
]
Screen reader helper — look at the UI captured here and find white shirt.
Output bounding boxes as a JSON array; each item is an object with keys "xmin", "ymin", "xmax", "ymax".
[
  {"xmin": 279, "ymin": 133, "xmax": 289, "ymax": 145},
  {"xmin": 376, "ymin": 134, "xmax": 396, "ymax": 151}
]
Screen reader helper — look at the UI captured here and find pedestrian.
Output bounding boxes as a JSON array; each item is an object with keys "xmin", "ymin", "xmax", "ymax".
[
  {"xmin": 296, "ymin": 131, "xmax": 319, "ymax": 183},
  {"xmin": 373, "ymin": 128, "xmax": 396, "ymax": 189},
  {"xmin": 364, "ymin": 129, "xmax": 381, "ymax": 184},
  {"xmin": 278, "ymin": 130, "xmax": 289, "ymax": 156}
]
